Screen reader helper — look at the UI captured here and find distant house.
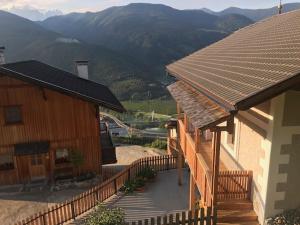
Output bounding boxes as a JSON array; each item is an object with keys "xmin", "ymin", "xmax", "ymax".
[
  {"xmin": 0, "ymin": 58, "xmax": 125, "ymax": 185},
  {"xmin": 166, "ymin": 10, "xmax": 300, "ymax": 224}
]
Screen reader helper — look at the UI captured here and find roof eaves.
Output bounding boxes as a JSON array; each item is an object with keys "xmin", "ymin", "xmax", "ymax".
[
  {"xmin": 0, "ymin": 66, "xmax": 126, "ymax": 113},
  {"xmin": 166, "ymin": 67, "xmax": 236, "ymax": 112},
  {"xmin": 235, "ymin": 72, "xmax": 300, "ymax": 110}
]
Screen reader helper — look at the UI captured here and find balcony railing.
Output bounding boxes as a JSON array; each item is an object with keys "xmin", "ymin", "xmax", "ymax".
[{"xmin": 177, "ymin": 119, "xmax": 252, "ymax": 204}]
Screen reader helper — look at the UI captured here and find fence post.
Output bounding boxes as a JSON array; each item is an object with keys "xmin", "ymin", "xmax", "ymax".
[
  {"xmin": 206, "ymin": 207, "xmax": 212, "ymax": 225},
  {"xmin": 166, "ymin": 156, "xmax": 169, "ymax": 170},
  {"xmin": 71, "ymin": 201, "xmax": 76, "ymax": 220},
  {"xmin": 128, "ymin": 167, "xmax": 131, "ymax": 181},
  {"xmin": 42, "ymin": 213, "xmax": 47, "ymax": 225},
  {"xmin": 212, "ymin": 206, "xmax": 217, "ymax": 225},
  {"xmin": 114, "ymin": 178, "xmax": 118, "ymax": 194}
]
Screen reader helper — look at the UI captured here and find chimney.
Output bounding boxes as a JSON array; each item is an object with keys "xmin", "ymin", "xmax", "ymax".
[
  {"xmin": 75, "ymin": 60, "xmax": 89, "ymax": 79},
  {"xmin": 0, "ymin": 47, "xmax": 5, "ymax": 65},
  {"xmin": 278, "ymin": 0, "xmax": 283, "ymax": 14}
]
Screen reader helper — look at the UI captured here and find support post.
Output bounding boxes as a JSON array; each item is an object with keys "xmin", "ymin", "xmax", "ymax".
[
  {"xmin": 212, "ymin": 130, "xmax": 221, "ymax": 209},
  {"xmin": 177, "ymin": 103, "xmax": 181, "ymax": 119},
  {"xmin": 184, "ymin": 114, "xmax": 188, "ymax": 132},
  {"xmin": 177, "ymin": 147, "xmax": 183, "ymax": 186},
  {"xmin": 195, "ymin": 128, "xmax": 200, "ymax": 153},
  {"xmin": 189, "ymin": 174, "xmax": 196, "ymax": 212}
]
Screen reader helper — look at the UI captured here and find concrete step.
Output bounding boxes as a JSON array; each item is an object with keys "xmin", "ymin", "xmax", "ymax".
[
  {"xmin": 218, "ymin": 200, "xmax": 253, "ymax": 210},
  {"xmin": 218, "ymin": 209, "xmax": 258, "ymax": 223}
]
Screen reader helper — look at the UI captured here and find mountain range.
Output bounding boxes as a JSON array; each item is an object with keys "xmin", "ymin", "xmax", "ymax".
[
  {"xmin": 202, "ymin": 3, "xmax": 300, "ymax": 21},
  {"xmin": 6, "ymin": 6, "xmax": 63, "ymax": 21},
  {"xmin": 1, "ymin": 3, "xmax": 300, "ymax": 101}
]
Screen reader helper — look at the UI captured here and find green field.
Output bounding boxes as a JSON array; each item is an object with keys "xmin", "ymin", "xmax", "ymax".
[{"xmin": 122, "ymin": 99, "xmax": 177, "ymax": 115}]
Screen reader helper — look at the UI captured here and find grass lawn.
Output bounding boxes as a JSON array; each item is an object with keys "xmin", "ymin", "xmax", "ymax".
[{"xmin": 122, "ymin": 99, "xmax": 177, "ymax": 115}]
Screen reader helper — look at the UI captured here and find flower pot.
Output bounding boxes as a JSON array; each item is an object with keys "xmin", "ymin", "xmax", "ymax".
[{"xmin": 135, "ymin": 187, "xmax": 145, "ymax": 192}]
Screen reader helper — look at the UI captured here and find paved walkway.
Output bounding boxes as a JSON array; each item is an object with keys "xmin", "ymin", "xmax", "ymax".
[{"xmin": 69, "ymin": 169, "xmax": 189, "ymax": 224}]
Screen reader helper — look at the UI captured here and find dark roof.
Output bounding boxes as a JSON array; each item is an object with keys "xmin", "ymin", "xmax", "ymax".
[
  {"xmin": 0, "ymin": 60, "xmax": 125, "ymax": 112},
  {"xmin": 15, "ymin": 141, "xmax": 50, "ymax": 156},
  {"xmin": 168, "ymin": 81, "xmax": 230, "ymax": 130},
  {"xmin": 167, "ymin": 10, "xmax": 300, "ymax": 111}
]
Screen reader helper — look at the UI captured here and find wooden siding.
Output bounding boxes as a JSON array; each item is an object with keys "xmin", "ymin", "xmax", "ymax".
[{"xmin": 0, "ymin": 75, "xmax": 101, "ymax": 185}]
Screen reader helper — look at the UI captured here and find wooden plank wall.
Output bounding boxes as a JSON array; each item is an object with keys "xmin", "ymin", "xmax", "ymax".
[{"xmin": 0, "ymin": 75, "xmax": 101, "ymax": 184}]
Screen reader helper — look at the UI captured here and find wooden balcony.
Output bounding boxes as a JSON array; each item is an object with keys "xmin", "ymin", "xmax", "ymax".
[{"xmin": 177, "ymin": 119, "xmax": 252, "ymax": 206}]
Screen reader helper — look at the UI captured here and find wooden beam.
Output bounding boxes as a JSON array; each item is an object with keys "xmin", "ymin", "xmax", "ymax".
[
  {"xmin": 212, "ymin": 130, "xmax": 221, "ymax": 208},
  {"xmin": 195, "ymin": 128, "xmax": 200, "ymax": 153},
  {"xmin": 176, "ymin": 103, "xmax": 181, "ymax": 119},
  {"xmin": 184, "ymin": 114, "xmax": 188, "ymax": 132},
  {"xmin": 177, "ymin": 148, "xmax": 183, "ymax": 186},
  {"xmin": 189, "ymin": 173, "xmax": 196, "ymax": 212}
]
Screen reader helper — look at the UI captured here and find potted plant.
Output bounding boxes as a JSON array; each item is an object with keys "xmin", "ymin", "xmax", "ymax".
[
  {"xmin": 134, "ymin": 176, "xmax": 146, "ymax": 192},
  {"xmin": 120, "ymin": 180, "xmax": 136, "ymax": 194},
  {"xmin": 141, "ymin": 166, "xmax": 157, "ymax": 182}
]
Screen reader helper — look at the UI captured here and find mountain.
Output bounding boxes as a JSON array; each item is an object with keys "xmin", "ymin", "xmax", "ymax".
[
  {"xmin": 0, "ymin": 10, "xmax": 164, "ymax": 101},
  {"xmin": 203, "ymin": 3, "xmax": 300, "ymax": 21},
  {"xmin": 40, "ymin": 3, "xmax": 253, "ymax": 82},
  {"xmin": 7, "ymin": 6, "xmax": 63, "ymax": 21}
]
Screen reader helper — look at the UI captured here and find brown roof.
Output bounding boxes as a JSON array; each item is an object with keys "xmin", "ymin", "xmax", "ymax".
[
  {"xmin": 167, "ymin": 10, "xmax": 300, "ymax": 111},
  {"xmin": 168, "ymin": 81, "xmax": 230, "ymax": 130}
]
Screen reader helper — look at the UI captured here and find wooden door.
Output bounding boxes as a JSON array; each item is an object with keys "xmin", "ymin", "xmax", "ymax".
[
  {"xmin": 29, "ymin": 154, "xmax": 46, "ymax": 180},
  {"xmin": 17, "ymin": 155, "xmax": 30, "ymax": 183}
]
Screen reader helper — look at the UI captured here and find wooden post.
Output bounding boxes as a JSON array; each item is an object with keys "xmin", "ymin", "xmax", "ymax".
[
  {"xmin": 184, "ymin": 114, "xmax": 188, "ymax": 132},
  {"xmin": 177, "ymin": 103, "xmax": 181, "ymax": 119},
  {"xmin": 177, "ymin": 147, "xmax": 183, "ymax": 186},
  {"xmin": 177, "ymin": 118, "xmax": 183, "ymax": 186},
  {"xmin": 212, "ymin": 130, "xmax": 221, "ymax": 209},
  {"xmin": 189, "ymin": 174, "xmax": 196, "ymax": 213},
  {"xmin": 195, "ymin": 128, "xmax": 200, "ymax": 153},
  {"xmin": 167, "ymin": 129, "xmax": 171, "ymax": 155}
]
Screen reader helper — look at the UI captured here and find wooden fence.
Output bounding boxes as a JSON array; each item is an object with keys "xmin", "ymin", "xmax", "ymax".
[
  {"xmin": 217, "ymin": 170, "xmax": 253, "ymax": 200},
  {"xmin": 102, "ymin": 166, "xmax": 122, "ymax": 181},
  {"xmin": 126, "ymin": 208, "xmax": 216, "ymax": 225},
  {"xmin": 15, "ymin": 155, "xmax": 178, "ymax": 225}
]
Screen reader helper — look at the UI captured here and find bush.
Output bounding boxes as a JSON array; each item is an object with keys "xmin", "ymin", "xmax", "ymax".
[
  {"xmin": 134, "ymin": 176, "xmax": 145, "ymax": 188},
  {"xmin": 138, "ymin": 167, "xmax": 157, "ymax": 180},
  {"xmin": 85, "ymin": 204, "xmax": 125, "ymax": 225},
  {"xmin": 148, "ymin": 139, "xmax": 167, "ymax": 150},
  {"xmin": 112, "ymin": 136, "xmax": 156, "ymax": 146},
  {"xmin": 120, "ymin": 180, "xmax": 136, "ymax": 194}
]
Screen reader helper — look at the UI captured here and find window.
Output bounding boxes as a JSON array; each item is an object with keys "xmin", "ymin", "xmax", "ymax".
[
  {"xmin": 227, "ymin": 124, "xmax": 236, "ymax": 147},
  {"xmin": 0, "ymin": 152, "xmax": 14, "ymax": 171},
  {"xmin": 31, "ymin": 154, "xmax": 43, "ymax": 166},
  {"xmin": 4, "ymin": 106, "xmax": 22, "ymax": 124},
  {"xmin": 55, "ymin": 149, "xmax": 70, "ymax": 164}
]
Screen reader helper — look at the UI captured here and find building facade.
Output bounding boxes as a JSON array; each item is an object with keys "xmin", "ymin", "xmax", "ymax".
[
  {"xmin": 166, "ymin": 10, "xmax": 300, "ymax": 225},
  {"xmin": 0, "ymin": 60, "xmax": 124, "ymax": 185}
]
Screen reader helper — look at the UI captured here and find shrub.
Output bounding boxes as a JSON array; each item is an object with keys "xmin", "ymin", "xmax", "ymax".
[
  {"xmin": 134, "ymin": 176, "xmax": 145, "ymax": 188},
  {"xmin": 85, "ymin": 204, "xmax": 125, "ymax": 225},
  {"xmin": 138, "ymin": 167, "xmax": 157, "ymax": 180},
  {"xmin": 149, "ymin": 139, "xmax": 167, "ymax": 150},
  {"xmin": 120, "ymin": 180, "xmax": 136, "ymax": 194}
]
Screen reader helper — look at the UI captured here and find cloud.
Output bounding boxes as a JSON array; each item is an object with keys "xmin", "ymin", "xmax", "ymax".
[{"xmin": 0, "ymin": 0, "xmax": 68, "ymax": 10}]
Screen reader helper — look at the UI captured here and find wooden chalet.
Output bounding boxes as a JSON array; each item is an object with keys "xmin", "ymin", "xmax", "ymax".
[
  {"xmin": 0, "ymin": 59, "xmax": 125, "ymax": 185},
  {"xmin": 166, "ymin": 10, "xmax": 300, "ymax": 224}
]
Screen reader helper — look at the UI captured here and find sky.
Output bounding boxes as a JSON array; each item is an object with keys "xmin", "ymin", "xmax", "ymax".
[{"xmin": 0, "ymin": 0, "xmax": 300, "ymax": 13}]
